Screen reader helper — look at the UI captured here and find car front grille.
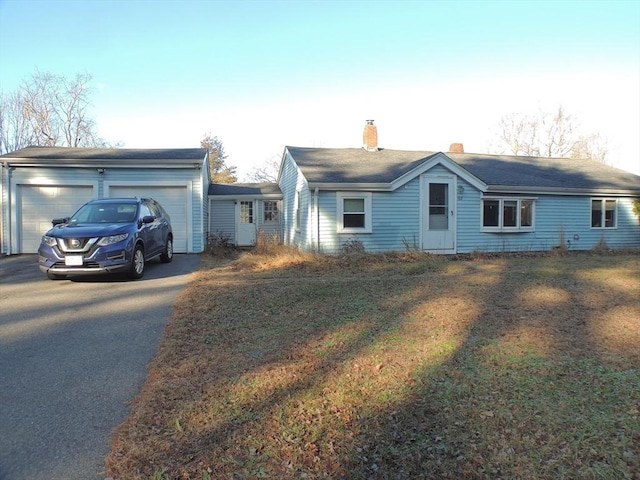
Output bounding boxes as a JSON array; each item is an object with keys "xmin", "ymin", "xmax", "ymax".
[{"xmin": 58, "ymin": 237, "xmax": 99, "ymax": 253}]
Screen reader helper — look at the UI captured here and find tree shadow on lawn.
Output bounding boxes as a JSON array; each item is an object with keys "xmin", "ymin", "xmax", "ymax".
[{"xmin": 105, "ymin": 254, "xmax": 640, "ymax": 479}]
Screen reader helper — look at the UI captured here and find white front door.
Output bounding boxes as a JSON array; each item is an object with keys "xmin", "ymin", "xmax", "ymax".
[
  {"xmin": 237, "ymin": 200, "xmax": 256, "ymax": 246},
  {"xmin": 422, "ymin": 176, "xmax": 456, "ymax": 253}
]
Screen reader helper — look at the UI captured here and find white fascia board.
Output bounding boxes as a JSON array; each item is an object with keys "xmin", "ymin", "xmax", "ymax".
[
  {"xmin": 486, "ymin": 185, "xmax": 640, "ymax": 196},
  {"xmin": 308, "ymin": 182, "xmax": 391, "ymax": 191},
  {"xmin": 391, "ymin": 152, "xmax": 487, "ymax": 191},
  {"xmin": 209, "ymin": 194, "xmax": 283, "ymax": 200}
]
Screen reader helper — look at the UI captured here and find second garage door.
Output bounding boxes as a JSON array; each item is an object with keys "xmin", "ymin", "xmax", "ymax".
[{"xmin": 108, "ymin": 186, "xmax": 189, "ymax": 253}]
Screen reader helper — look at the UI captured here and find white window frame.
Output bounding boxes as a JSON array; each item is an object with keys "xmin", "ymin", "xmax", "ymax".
[
  {"xmin": 263, "ymin": 200, "xmax": 279, "ymax": 223},
  {"xmin": 481, "ymin": 197, "xmax": 536, "ymax": 232},
  {"xmin": 590, "ymin": 198, "xmax": 617, "ymax": 229},
  {"xmin": 337, "ymin": 192, "xmax": 372, "ymax": 234}
]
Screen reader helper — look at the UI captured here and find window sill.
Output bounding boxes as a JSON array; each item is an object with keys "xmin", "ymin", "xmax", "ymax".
[
  {"xmin": 481, "ymin": 228, "xmax": 535, "ymax": 233},
  {"xmin": 338, "ymin": 229, "xmax": 372, "ymax": 234}
]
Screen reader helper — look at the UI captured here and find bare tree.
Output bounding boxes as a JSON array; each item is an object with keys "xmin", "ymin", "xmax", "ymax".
[
  {"xmin": 201, "ymin": 133, "xmax": 237, "ymax": 183},
  {"xmin": 490, "ymin": 106, "xmax": 609, "ymax": 163},
  {"xmin": 0, "ymin": 71, "xmax": 111, "ymax": 154},
  {"xmin": 247, "ymin": 153, "xmax": 281, "ymax": 183},
  {"xmin": 0, "ymin": 90, "xmax": 35, "ymax": 153}
]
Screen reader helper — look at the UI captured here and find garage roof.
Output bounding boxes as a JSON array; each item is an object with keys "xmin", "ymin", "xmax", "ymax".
[{"xmin": 0, "ymin": 146, "xmax": 207, "ymax": 168}]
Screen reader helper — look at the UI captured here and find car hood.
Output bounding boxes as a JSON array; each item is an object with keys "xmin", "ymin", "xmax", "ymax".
[{"xmin": 45, "ymin": 223, "xmax": 132, "ymax": 238}]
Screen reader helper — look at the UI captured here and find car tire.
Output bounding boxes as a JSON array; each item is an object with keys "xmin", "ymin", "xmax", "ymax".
[
  {"xmin": 127, "ymin": 244, "xmax": 145, "ymax": 279},
  {"xmin": 160, "ymin": 236, "xmax": 173, "ymax": 263},
  {"xmin": 47, "ymin": 272, "xmax": 65, "ymax": 280}
]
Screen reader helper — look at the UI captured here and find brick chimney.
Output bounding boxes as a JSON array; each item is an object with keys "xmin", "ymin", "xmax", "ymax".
[
  {"xmin": 363, "ymin": 120, "xmax": 378, "ymax": 152},
  {"xmin": 449, "ymin": 143, "xmax": 464, "ymax": 153}
]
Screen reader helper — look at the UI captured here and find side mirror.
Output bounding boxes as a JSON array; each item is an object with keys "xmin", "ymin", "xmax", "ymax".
[
  {"xmin": 52, "ymin": 217, "xmax": 69, "ymax": 226},
  {"xmin": 141, "ymin": 215, "xmax": 156, "ymax": 225}
]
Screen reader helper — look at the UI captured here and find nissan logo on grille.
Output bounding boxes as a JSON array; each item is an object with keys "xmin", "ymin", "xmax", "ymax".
[{"xmin": 70, "ymin": 239, "xmax": 81, "ymax": 248}]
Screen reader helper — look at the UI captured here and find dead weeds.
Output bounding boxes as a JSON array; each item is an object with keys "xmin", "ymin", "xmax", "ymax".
[{"xmin": 106, "ymin": 251, "xmax": 640, "ymax": 480}]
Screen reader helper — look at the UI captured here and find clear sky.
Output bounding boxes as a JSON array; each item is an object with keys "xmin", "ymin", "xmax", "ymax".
[{"xmin": 1, "ymin": 0, "xmax": 639, "ymax": 178}]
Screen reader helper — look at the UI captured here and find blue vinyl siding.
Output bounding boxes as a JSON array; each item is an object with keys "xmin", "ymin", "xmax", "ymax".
[
  {"xmin": 315, "ymin": 177, "xmax": 422, "ymax": 254},
  {"xmin": 210, "ymin": 200, "xmax": 236, "ymax": 245},
  {"xmin": 279, "ymin": 152, "xmax": 311, "ymax": 250}
]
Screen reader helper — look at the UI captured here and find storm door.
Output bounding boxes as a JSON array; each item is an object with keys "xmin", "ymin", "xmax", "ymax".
[
  {"xmin": 421, "ymin": 176, "xmax": 456, "ymax": 253},
  {"xmin": 237, "ymin": 200, "xmax": 256, "ymax": 246}
]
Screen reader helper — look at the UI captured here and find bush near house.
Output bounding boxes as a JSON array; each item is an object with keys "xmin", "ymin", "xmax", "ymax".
[{"xmin": 106, "ymin": 250, "xmax": 640, "ymax": 480}]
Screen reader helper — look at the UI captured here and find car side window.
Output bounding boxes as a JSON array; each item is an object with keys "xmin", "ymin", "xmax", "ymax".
[
  {"xmin": 139, "ymin": 203, "xmax": 153, "ymax": 219},
  {"xmin": 149, "ymin": 201, "xmax": 162, "ymax": 219}
]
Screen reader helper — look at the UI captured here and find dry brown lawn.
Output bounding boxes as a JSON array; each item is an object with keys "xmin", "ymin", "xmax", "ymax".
[{"xmin": 105, "ymin": 249, "xmax": 640, "ymax": 480}]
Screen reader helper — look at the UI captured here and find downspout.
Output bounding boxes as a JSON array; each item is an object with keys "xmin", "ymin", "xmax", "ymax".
[
  {"xmin": 314, "ymin": 187, "xmax": 319, "ymax": 253},
  {"xmin": 2, "ymin": 162, "xmax": 12, "ymax": 255}
]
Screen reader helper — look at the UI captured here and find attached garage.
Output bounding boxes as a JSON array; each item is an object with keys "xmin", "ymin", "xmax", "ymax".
[{"xmin": 1, "ymin": 147, "xmax": 209, "ymax": 255}]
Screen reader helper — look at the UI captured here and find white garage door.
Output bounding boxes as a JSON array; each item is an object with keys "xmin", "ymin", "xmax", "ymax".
[
  {"xmin": 19, "ymin": 185, "xmax": 95, "ymax": 253},
  {"xmin": 108, "ymin": 186, "xmax": 189, "ymax": 253}
]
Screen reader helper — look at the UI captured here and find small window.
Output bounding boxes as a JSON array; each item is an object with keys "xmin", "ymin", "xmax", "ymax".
[
  {"xmin": 337, "ymin": 192, "xmax": 372, "ymax": 233},
  {"xmin": 591, "ymin": 198, "xmax": 617, "ymax": 229},
  {"xmin": 482, "ymin": 198, "xmax": 535, "ymax": 232},
  {"xmin": 264, "ymin": 201, "xmax": 279, "ymax": 223}
]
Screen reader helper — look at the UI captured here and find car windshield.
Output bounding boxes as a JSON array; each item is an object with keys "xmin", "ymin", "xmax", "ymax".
[{"xmin": 70, "ymin": 203, "xmax": 138, "ymax": 224}]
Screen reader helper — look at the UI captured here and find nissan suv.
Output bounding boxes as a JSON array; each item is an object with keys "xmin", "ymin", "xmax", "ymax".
[{"xmin": 38, "ymin": 197, "xmax": 173, "ymax": 280}]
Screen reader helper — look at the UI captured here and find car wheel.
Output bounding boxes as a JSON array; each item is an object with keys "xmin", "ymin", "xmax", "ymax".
[
  {"xmin": 160, "ymin": 236, "xmax": 173, "ymax": 263},
  {"xmin": 47, "ymin": 272, "xmax": 65, "ymax": 280},
  {"xmin": 127, "ymin": 245, "xmax": 145, "ymax": 279}
]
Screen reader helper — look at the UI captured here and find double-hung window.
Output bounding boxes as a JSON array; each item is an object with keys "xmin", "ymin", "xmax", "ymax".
[
  {"xmin": 337, "ymin": 192, "xmax": 372, "ymax": 233},
  {"xmin": 264, "ymin": 200, "xmax": 279, "ymax": 223},
  {"xmin": 591, "ymin": 198, "xmax": 617, "ymax": 228},
  {"xmin": 482, "ymin": 197, "xmax": 535, "ymax": 232}
]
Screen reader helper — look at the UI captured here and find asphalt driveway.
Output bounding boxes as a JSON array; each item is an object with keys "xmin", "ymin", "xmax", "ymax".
[{"xmin": 0, "ymin": 254, "xmax": 201, "ymax": 480}]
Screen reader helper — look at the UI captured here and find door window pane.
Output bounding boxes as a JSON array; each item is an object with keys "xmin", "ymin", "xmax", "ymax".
[
  {"xmin": 429, "ymin": 183, "xmax": 448, "ymax": 230},
  {"xmin": 240, "ymin": 201, "xmax": 253, "ymax": 224}
]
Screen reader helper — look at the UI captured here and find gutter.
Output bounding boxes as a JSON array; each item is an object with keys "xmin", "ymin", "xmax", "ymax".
[{"xmin": 314, "ymin": 187, "xmax": 319, "ymax": 253}]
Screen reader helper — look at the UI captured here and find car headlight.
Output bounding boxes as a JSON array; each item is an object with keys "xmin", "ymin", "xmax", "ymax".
[
  {"xmin": 42, "ymin": 235, "xmax": 57, "ymax": 247},
  {"xmin": 97, "ymin": 233, "xmax": 129, "ymax": 246}
]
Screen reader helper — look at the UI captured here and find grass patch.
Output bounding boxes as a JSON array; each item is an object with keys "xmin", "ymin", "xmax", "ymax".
[{"xmin": 106, "ymin": 252, "xmax": 640, "ymax": 479}]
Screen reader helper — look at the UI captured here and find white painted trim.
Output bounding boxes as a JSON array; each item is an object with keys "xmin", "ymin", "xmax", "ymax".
[
  {"xmin": 394, "ymin": 153, "xmax": 486, "ymax": 192},
  {"xmin": 480, "ymin": 197, "xmax": 536, "ymax": 233},
  {"xmin": 336, "ymin": 192, "xmax": 373, "ymax": 234},
  {"xmin": 589, "ymin": 197, "xmax": 619, "ymax": 230}
]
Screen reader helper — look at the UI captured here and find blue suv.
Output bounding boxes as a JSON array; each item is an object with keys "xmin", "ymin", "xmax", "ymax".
[{"xmin": 38, "ymin": 197, "xmax": 173, "ymax": 280}]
